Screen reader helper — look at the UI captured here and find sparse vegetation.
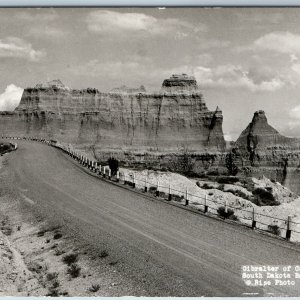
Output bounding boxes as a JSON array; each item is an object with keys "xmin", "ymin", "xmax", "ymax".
[
  {"xmin": 108, "ymin": 157, "xmax": 119, "ymax": 176},
  {"xmin": 200, "ymin": 183, "xmax": 214, "ymax": 189},
  {"xmin": 217, "ymin": 206, "xmax": 238, "ymax": 220},
  {"xmin": 62, "ymin": 253, "xmax": 78, "ymax": 265},
  {"xmin": 217, "ymin": 176, "xmax": 239, "ymax": 184},
  {"xmin": 252, "ymin": 188, "xmax": 280, "ymax": 206},
  {"xmin": 226, "ymin": 189, "xmax": 251, "ymax": 200},
  {"xmin": 225, "ymin": 150, "xmax": 238, "ymax": 176},
  {"xmin": 99, "ymin": 250, "xmax": 109, "ymax": 258},
  {"xmin": 46, "ymin": 272, "xmax": 58, "ymax": 282},
  {"xmin": 168, "ymin": 147, "xmax": 195, "ymax": 176},
  {"xmin": 54, "ymin": 248, "xmax": 65, "ymax": 256},
  {"xmin": 88, "ymin": 284, "xmax": 100, "ymax": 293},
  {"xmin": 53, "ymin": 232, "xmax": 62, "ymax": 239},
  {"xmin": 67, "ymin": 263, "xmax": 81, "ymax": 278},
  {"xmin": 268, "ymin": 224, "xmax": 281, "ymax": 236}
]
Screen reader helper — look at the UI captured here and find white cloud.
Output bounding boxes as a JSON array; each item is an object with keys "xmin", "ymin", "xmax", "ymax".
[
  {"xmin": 86, "ymin": 10, "xmax": 205, "ymax": 37},
  {"xmin": 0, "ymin": 84, "xmax": 23, "ymax": 111},
  {"xmin": 0, "ymin": 37, "xmax": 45, "ymax": 61},
  {"xmin": 171, "ymin": 64, "xmax": 285, "ymax": 92},
  {"xmin": 290, "ymin": 105, "xmax": 300, "ymax": 120},
  {"xmin": 240, "ymin": 32, "xmax": 300, "ymax": 56}
]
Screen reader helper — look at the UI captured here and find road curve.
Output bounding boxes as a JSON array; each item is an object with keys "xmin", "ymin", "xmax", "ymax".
[{"xmin": 4, "ymin": 141, "xmax": 300, "ymax": 296}]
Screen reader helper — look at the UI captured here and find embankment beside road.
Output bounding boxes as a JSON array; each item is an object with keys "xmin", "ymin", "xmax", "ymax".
[{"xmin": 0, "ymin": 154, "xmax": 147, "ymax": 296}]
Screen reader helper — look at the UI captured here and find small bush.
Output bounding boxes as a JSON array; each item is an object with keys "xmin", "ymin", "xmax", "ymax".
[
  {"xmin": 46, "ymin": 287, "xmax": 59, "ymax": 297},
  {"xmin": 63, "ymin": 253, "xmax": 78, "ymax": 265},
  {"xmin": 217, "ymin": 176, "xmax": 239, "ymax": 184},
  {"xmin": 46, "ymin": 272, "xmax": 58, "ymax": 282},
  {"xmin": 108, "ymin": 157, "xmax": 119, "ymax": 176},
  {"xmin": 67, "ymin": 263, "xmax": 81, "ymax": 278},
  {"xmin": 37, "ymin": 231, "xmax": 45, "ymax": 237},
  {"xmin": 252, "ymin": 188, "xmax": 279, "ymax": 206},
  {"xmin": 54, "ymin": 249, "xmax": 65, "ymax": 256},
  {"xmin": 200, "ymin": 183, "xmax": 213, "ymax": 189},
  {"xmin": 88, "ymin": 284, "xmax": 100, "ymax": 293},
  {"xmin": 99, "ymin": 250, "xmax": 109, "ymax": 258},
  {"xmin": 226, "ymin": 189, "xmax": 250, "ymax": 200},
  {"xmin": 268, "ymin": 225, "xmax": 281, "ymax": 236},
  {"xmin": 217, "ymin": 206, "xmax": 236, "ymax": 219},
  {"xmin": 53, "ymin": 232, "xmax": 62, "ymax": 239}
]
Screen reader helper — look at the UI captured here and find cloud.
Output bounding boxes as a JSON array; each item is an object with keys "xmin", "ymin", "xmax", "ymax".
[
  {"xmin": 0, "ymin": 37, "xmax": 45, "ymax": 61},
  {"xmin": 86, "ymin": 10, "xmax": 205, "ymax": 38},
  {"xmin": 172, "ymin": 64, "xmax": 285, "ymax": 92},
  {"xmin": 240, "ymin": 32, "xmax": 300, "ymax": 56},
  {"xmin": 290, "ymin": 105, "xmax": 300, "ymax": 120},
  {"xmin": 0, "ymin": 84, "xmax": 23, "ymax": 111}
]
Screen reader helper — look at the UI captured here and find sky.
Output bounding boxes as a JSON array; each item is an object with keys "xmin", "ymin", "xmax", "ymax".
[{"xmin": 1, "ymin": 7, "xmax": 300, "ymax": 140}]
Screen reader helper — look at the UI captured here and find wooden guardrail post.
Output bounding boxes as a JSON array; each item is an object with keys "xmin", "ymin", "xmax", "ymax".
[
  {"xmin": 168, "ymin": 183, "xmax": 172, "ymax": 201},
  {"xmin": 116, "ymin": 171, "xmax": 120, "ymax": 182},
  {"xmin": 144, "ymin": 177, "xmax": 148, "ymax": 192},
  {"xmin": 204, "ymin": 195, "xmax": 208, "ymax": 213},
  {"xmin": 185, "ymin": 187, "xmax": 189, "ymax": 206},
  {"xmin": 286, "ymin": 215, "xmax": 292, "ymax": 241},
  {"xmin": 252, "ymin": 207, "xmax": 256, "ymax": 229},
  {"xmin": 132, "ymin": 173, "xmax": 135, "ymax": 188},
  {"xmin": 156, "ymin": 180, "xmax": 160, "ymax": 197},
  {"xmin": 108, "ymin": 168, "xmax": 112, "ymax": 180}
]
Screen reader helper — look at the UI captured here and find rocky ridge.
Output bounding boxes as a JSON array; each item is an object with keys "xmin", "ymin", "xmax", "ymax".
[{"xmin": 0, "ymin": 74, "xmax": 225, "ymax": 154}]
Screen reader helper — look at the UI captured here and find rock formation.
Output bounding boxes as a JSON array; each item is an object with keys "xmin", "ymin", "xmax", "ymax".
[
  {"xmin": 235, "ymin": 111, "xmax": 300, "ymax": 193},
  {"xmin": 0, "ymin": 75, "xmax": 226, "ymax": 157}
]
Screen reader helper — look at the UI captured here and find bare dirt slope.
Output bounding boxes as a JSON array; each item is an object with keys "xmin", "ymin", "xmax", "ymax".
[{"xmin": 1, "ymin": 141, "xmax": 300, "ymax": 296}]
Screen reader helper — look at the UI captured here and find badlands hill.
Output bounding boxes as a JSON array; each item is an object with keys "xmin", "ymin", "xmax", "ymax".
[
  {"xmin": 235, "ymin": 110, "xmax": 300, "ymax": 193},
  {"xmin": 0, "ymin": 74, "xmax": 225, "ymax": 155}
]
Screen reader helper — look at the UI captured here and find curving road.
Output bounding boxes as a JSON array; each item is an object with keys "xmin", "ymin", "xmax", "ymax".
[{"xmin": 4, "ymin": 141, "xmax": 300, "ymax": 296}]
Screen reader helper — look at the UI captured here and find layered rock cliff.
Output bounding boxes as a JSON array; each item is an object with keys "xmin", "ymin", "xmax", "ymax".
[
  {"xmin": 0, "ymin": 75, "xmax": 226, "ymax": 154},
  {"xmin": 235, "ymin": 111, "xmax": 300, "ymax": 193}
]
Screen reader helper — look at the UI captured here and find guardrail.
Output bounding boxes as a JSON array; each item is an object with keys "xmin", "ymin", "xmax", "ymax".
[{"xmin": 2, "ymin": 135, "xmax": 300, "ymax": 242}]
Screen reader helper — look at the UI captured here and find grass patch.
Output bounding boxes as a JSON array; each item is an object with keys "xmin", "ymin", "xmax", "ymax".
[
  {"xmin": 252, "ymin": 188, "xmax": 280, "ymax": 206},
  {"xmin": 99, "ymin": 250, "xmax": 109, "ymax": 258},
  {"xmin": 62, "ymin": 253, "xmax": 78, "ymax": 265},
  {"xmin": 217, "ymin": 206, "xmax": 238, "ymax": 220},
  {"xmin": 268, "ymin": 225, "xmax": 281, "ymax": 236},
  {"xmin": 88, "ymin": 284, "xmax": 100, "ymax": 293},
  {"xmin": 217, "ymin": 176, "xmax": 239, "ymax": 184},
  {"xmin": 67, "ymin": 263, "xmax": 81, "ymax": 278}
]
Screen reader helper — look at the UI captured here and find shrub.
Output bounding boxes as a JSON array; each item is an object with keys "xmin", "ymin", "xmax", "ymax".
[
  {"xmin": 200, "ymin": 183, "xmax": 213, "ymax": 189},
  {"xmin": 217, "ymin": 176, "xmax": 239, "ymax": 184},
  {"xmin": 99, "ymin": 250, "xmax": 109, "ymax": 258},
  {"xmin": 108, "ymin": 157, "xmax": 119, "ymax": 176},
  {"xmin": 226, "ymin": 189, "xmax": 250, "ymax": 200},
  {"xmin": 217, "ymin": 206, "xmax": 237, "ymax": 220},
  {"xmin": 46, "ymin": 287, "xmax": 59, "ymax": 297},
  {"xmin": 46, "ymin": 272, "xmax": 58, "ymax": 282},
  {"xmin": 67, "ymin": 263, "xmax": 81, "ymax": 278},
  {"xmin": 53, "ymin": 232, "xmax": 62, "ymax": 239},
  {"xmin": 268, "ymin": 225, "xmax": 281, "ymax": 236},
  {"xmin": 62, "ymin": 253, "xmax": 78, "ymax": 265},
  {"xmin": 252, "ymin": 188, "xmax": 279, "ymax": 206},
  {"xmin": 88, "ymin": 284, "xmax": 100, "ymax": 293}
]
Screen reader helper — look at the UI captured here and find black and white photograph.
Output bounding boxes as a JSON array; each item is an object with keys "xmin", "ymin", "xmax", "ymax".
[{"xmin": 1, "ymin": 5, "xmax": 300, "ymax": 297}]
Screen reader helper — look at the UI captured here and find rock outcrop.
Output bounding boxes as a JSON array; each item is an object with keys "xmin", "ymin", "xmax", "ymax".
[
  {"xmin": 235, "ymin": 111, "xmax": 300, "ymax": 194},
  {"xmin": 0, "ymin": 75, "xmax": 226, "ymax": 156},
  {"xmin": 161, "ymin": 74, "xmax": 198, "ymax": 93}
]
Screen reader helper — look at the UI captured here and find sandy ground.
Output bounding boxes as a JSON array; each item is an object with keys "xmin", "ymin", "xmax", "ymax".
[{"xmin": 0, "ymin": 154, "xmax": 145, "ymax": 296}]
